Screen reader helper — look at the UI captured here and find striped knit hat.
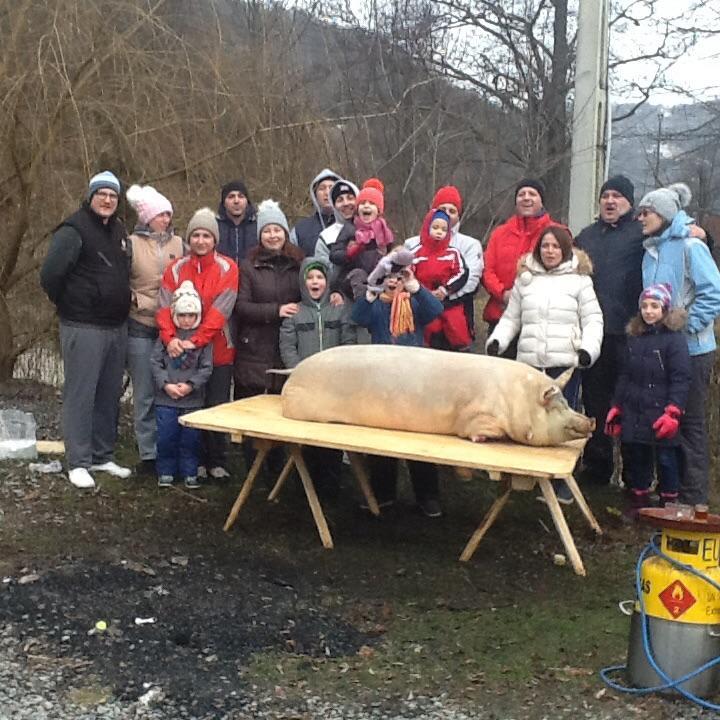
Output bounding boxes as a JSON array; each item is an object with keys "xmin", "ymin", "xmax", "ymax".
[{"xmin": 639, "ymin": 283, "xmax": 672, "ymax": 310}]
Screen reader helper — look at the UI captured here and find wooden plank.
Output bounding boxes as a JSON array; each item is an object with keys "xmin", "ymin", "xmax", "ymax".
[
  {"xmin": 267, "ymin": 455, "xmax": 296, "ymax": 502},
  {"xmin": 563, "ymin": 474, "xmax": 603, "ymax": 535},
  {"xmin": 181, "ymin": 395, "xmax": 582, "ymax": 478},
  {"xmin": 37, "ymin": 440, "xmax": 64, "ymax": 454},
  {"xmin": 223, "ymin": 443, "xmax": 271, "ymax": 532},
  {"xmin": 290, "ymin": 445, "xmax": 334, "ymax": 549},
  {"xmin": 538, "ymin": 477, "xmax": 586, "ymax": 577},
  {"xmin": 459, "ymin": 476, "xmax": 513, "ymax": 562},
  {"xmin": 346, "ymin": 452, "xmax": 380, "ymax": 516}
]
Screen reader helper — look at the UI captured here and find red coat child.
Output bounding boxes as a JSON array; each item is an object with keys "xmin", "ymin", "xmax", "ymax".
[{"xmin": 412, "ymin": 208, "xmax": 471, "ymax": 349}]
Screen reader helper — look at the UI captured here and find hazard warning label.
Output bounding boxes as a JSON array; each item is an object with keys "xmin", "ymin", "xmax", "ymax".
[{"xmin": 658, "ymin": 580, "xmax": 697, "ymax": 619}]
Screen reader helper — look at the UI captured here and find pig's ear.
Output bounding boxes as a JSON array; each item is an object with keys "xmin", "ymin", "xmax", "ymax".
[{"xmin": 542, "ymin": 386, "xmax": 560, "ymax": 407}]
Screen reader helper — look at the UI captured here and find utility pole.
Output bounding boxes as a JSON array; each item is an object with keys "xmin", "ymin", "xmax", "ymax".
[{"xmin": 567, "ymin": 0, "xmax": 610, "ymax": 233}]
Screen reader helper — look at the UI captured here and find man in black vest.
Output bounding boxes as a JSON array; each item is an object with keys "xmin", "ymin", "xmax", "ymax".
[{"xmin": 41, "ymin": 171, "xmax": 132, "ymax": 489}]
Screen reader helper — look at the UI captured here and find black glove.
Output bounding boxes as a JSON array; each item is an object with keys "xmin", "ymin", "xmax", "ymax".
[
  {"xmin": 486, "ymin": 340, "xmax": 499, "ymax": 357},
  {"xmin": 578, "ymin": 349, "xmax": 591, "ymax": 368}
]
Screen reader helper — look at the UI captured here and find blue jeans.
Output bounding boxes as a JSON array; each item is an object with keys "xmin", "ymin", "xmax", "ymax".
[
  {"xmin": 155, "ymin": 405, "xmax": 201, "ymax": 478},
  {"xmin": 622, "ymin": 442, "xmax": 680, "ymax": 495}
]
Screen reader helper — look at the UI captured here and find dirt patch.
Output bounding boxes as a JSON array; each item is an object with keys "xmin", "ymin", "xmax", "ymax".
[{"xmin": 0, "ymin": 379, "xmax": 715, "ymax": 719}]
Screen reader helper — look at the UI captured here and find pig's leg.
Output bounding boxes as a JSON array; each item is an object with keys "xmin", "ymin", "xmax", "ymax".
[{"xmin": 457, "ymin": 409, "xmax": 505, "ymax": 442}]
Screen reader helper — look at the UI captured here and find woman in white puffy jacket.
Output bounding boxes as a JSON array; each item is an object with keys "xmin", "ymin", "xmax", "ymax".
[
  {"xmin": 486, "ymin": 225, "xmax": 603, "ymax": 406},
  {"xmin": 486, "ymin": 225, "xmax": 603, "ymax": 502}
]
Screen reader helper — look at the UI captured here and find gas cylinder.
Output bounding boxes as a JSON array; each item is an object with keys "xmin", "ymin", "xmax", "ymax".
[{"xmin": 627, "ymin": 505, "xmax": 720, "ymax": 698}]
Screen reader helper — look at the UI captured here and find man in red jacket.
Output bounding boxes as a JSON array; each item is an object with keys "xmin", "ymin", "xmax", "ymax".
[
  {"xmin": 157, "ymin": 208, "xmax": 239, "ymax": 480},
  {"xmin": 481, "ymin": 179, "xmax": 562, "ymax": 357}
]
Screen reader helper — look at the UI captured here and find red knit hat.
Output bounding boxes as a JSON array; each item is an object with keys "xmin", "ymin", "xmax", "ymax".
[
  {"xmin": 431, "ymin": 185, "xmax": 463, "ymax": 215},
  {"xmin": 356, "ymin": 178, "xmax": 385, "ymax": 215}
]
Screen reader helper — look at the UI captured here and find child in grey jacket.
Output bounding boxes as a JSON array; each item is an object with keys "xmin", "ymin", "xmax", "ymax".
[
  {"xmin": 150, "ymin": 281, "xmax": 213, "ymax": 488},
  {"xmin": 279, "ymin": 258, "xmax": 356, "ymax": 498}
]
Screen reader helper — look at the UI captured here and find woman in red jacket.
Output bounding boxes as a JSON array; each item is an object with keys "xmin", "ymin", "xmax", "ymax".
[
  {"xmin": 481, "ymin": 179, "xmax": 562, "ymax": 356},
  {"xmin": 157, "ymin": 208, "xmax": 239, "ymax": 480}
]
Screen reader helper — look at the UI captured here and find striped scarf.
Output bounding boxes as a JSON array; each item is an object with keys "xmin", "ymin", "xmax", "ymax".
[{"xmin": 381, "ymin": 290, "xmax": 415, "ymax": 338}]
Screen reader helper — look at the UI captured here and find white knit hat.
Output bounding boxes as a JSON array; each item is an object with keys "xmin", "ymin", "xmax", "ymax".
[
  {"xmin": 126, "ymin": 184, "xmax": 173, "ymax": 225},
  {"xmin": 171, "ymin": 281, "xmax": 202, "ymax": 329}
]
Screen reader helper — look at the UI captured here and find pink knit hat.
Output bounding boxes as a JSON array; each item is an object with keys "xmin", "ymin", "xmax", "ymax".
[{"xmin": 126, "ymin": 184, "xmax": 173, "ymax": 225}]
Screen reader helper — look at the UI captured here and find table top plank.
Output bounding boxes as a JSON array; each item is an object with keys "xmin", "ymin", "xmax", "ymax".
[{"xmin": 181, "ymin": 395, "xmax": 584, "ymax": 477}]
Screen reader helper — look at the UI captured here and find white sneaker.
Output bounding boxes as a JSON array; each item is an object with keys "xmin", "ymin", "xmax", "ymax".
[
  {"xmin": 69, "ymin": 468, "xmax": 95, "ymax": 489},
  {"xmin": 90, "ymin": 461, "xmax": 131, "ymax": 479},
  {"xmin": 197, "ymin": 466, "xmax": 207, "ymax": 479},
  {"xmin": 208, "ymin": 466, "xmax": 230, "ymax": 480}
]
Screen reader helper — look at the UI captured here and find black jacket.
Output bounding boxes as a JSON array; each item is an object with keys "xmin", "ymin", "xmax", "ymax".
[
  {"xmin": 292, "ymin": 211, "xmax": 335, "ymax": 258},
  {"xmin": 40, "ymin": 205, "xmax": 130, "ymax": 326},
  {"xmin": 217, "ymin": 204, "xmax": 258, "ymax": 266},
  {"xmin": 575, "ymin": 211, "xmax": 644, "ymax": 335},
  {"xmin": 613, "ymin": 311, "xmax": 691, "ymax": 446}
]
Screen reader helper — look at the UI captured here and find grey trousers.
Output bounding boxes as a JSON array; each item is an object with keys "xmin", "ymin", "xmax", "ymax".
[
  {"xmin": 60, "ymin": 322, "xmax": 128, "ymax": 469},
  {"xmin": 126, "ymin": 334, "xmax": 157, "ymax": 460},
  {"xmin": 679, "ymin": 351, "xmax": 715, "ymax": 505}
]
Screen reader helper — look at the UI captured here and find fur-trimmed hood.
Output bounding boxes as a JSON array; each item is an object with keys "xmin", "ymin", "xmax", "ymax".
[
  {"xmin": 626, "ymin": 307, "xmax": 687, "ymax": 336},
  {"xmin": 516, "ymin": 248, "xmax": 593, "ymax": 283}
]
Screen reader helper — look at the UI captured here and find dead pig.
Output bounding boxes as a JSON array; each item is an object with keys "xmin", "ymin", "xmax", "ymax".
[{"xmin": 280, "ymin": 345, "xmax": 595, "ymax": 447}]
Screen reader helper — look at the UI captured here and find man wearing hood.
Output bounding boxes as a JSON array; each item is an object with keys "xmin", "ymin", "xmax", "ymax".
[
  {"xmin": 315, "ymin": 178, "xmax": 359, "ymax": 284},
  {"xmin": 217, "ymin": 180, "xmax": 257, "ymax": 266},
  {"xmin": 290, "ymin": 168, "xmax": 340, "ymax": 257}
]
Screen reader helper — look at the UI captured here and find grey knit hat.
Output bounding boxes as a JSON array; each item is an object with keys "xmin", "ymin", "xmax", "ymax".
[
  {"xmin": 638, "ymin": 183, "xmax": 692, "ymax": 222},
  {"xmin": 256, "ymin": 199, "xmax": 289, "ymax": 239},
  {"xmin": 186, "ymin": 207, "xmax": 219, "ymax": 244},
  {"xmin": 87, "ymin": 170, "xmax": 121, "ymax": 201}
]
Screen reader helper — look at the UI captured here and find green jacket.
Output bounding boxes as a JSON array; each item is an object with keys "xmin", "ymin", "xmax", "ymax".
[{"xmin": 279, "ymin": 258, "xmax": 356, "ymax": 367}]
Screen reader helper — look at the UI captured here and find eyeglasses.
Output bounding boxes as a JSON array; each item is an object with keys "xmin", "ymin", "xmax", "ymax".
[{"xmin": 95, "ymin": 191, "xmax": 119, "ymax": 201}]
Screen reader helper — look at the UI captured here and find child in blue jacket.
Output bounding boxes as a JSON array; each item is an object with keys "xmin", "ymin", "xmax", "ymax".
[
  {"xmin": 350, "ymin": 250, "xmax": 445, "ymax": 517},
  {"xmin": 605, "ymin": 283, "xmax": 691, "ymax": 519}
]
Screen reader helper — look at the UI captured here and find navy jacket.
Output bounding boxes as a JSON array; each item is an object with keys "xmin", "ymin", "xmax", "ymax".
[
  {"xmin": 351, "ymin": 287, "xmax": 443, "ymax": 346},
  {"xmin": 575, "ymin": 210, "xmax": 644, "ymax": 336},
  {"xmin": 216, "ymin": 204, "xmax": 257, "ymax": 266},
  {"xmin": 613, "ymin": 310, "xmax": 691, "ymax": 446}
]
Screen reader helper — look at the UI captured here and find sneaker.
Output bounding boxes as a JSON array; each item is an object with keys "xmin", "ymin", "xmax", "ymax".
[
  {"xmin": 158, "ymin": 475, "xmax": 174, "ymax": 488},
  {"xmin": 135, "ymin": 459, "xmax": 156, "ymax": 477},
  {"xmin": 197, "ymin": 466, "xmax": 207, "ymax": 479},
  {"xmin": 537, "ymin": 480, "xmax": 574, "ymax": 506},
  {"xmin": 184, "ymin": 476, "xmax": 200, "ymax": 489},
  {"xmin": 208, "ymin": 466, "xmax": 230, "ymax": 480},
  {"xmin": 90, "ymin": 461, "xmax": 131, "ymax": 479},
  {"xmin": 418, "ymin": 497, "xmax": 443, "ymax": 518},
  {"xmin": 68, "ymin": 467, "xmax": 95, "ymax": 489}
]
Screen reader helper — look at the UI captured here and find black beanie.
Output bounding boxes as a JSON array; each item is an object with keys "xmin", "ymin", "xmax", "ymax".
[
  {"xmin": 330, "ymin": 181, "xmax": 357, "ymax": 205},
  {"xmin": 221, "ymin": 180, "xmax": 250, "ymax": 204},
  {"xmin": 599, "ymin": 175, "xmax": 634, "ymax": 206},
  {"xmin": 515, "ymin": 178, "xmax": 545, "ymax": 204}
]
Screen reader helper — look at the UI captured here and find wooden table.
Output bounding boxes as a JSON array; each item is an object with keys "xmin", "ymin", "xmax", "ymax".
[{"xmin": 181, "ymin": 395, "xmax": 602, "ymax": 576}]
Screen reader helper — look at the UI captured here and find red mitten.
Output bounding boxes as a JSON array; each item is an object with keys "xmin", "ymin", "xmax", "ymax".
[
  {"xmin": 346, "ymin": 241, "xmax": 363, "ymax": 259},
  {"xmin": 653, "ymin": 404, "xmax": 682, "ymax": 440},
  {"xmin": 604, "ymin": 406, "xmax": 622, "ymax": 437}
]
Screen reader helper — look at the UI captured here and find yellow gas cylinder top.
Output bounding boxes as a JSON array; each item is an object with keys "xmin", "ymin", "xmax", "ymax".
[{"xmin": 638, "ymin": 506, "xmax": 720, "ymax": 624}]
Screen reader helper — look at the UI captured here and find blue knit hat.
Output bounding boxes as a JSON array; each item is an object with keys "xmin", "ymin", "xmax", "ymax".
[
  {"xmin": 87, "ymin": 171, "xmax": 121, "ymax": 201},
  {"xmin": 432, "ymin": 209, "xmax": 451, "ymax": 227},
  {"xmin": 639, "ymin": 283, "xmax": 673, "ymax": 311}
]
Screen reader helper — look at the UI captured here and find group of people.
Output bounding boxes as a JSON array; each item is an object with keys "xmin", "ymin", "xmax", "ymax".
[{"xmin": 39, "ymin": 167, "xmax": 720, "ymax": 521}]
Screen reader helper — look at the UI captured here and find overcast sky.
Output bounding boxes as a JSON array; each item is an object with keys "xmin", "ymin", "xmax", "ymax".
[{"xmin": 610, "ymin": 0, "xmax": 719, "ymax": 105}]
